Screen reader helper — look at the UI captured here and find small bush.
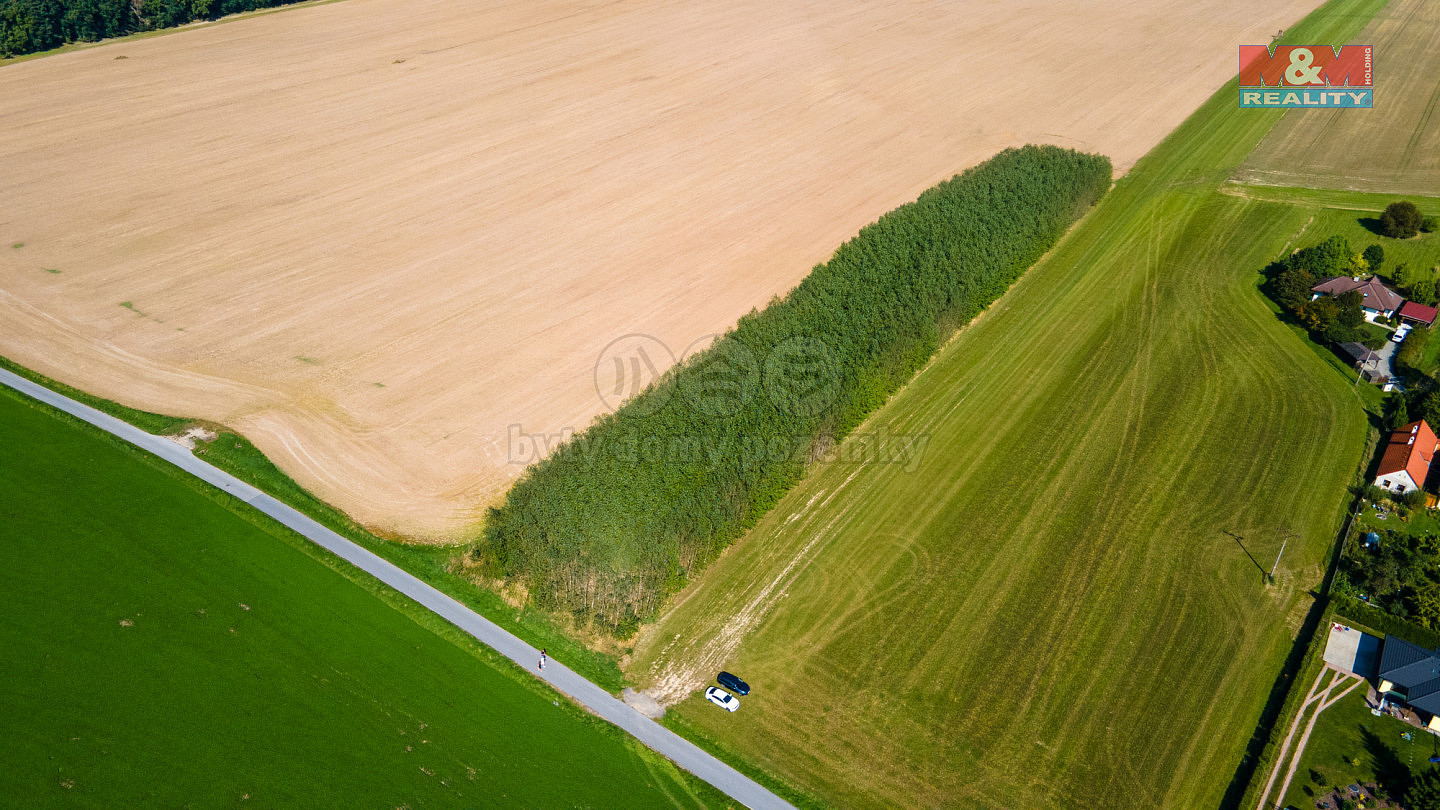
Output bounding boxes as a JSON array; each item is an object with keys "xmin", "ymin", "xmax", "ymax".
[
  {"xmin": 1382, "ymin": 201, "xmax": 1424, "ymax": 239},
  {"xmin": 1403, "ymin": 488, "xmax": 1428, "ymax": 509},
  {"xmin": 1359, "ymin": 329, "xmax": 1388, "ymax": 351},
  {"xmin": 1364, "ymin": 244, "xmax": 1386, "ymax": 270},
  {"xmin": 1423, "ymin": 216, "xmax": 1438, "ymax": 233}
]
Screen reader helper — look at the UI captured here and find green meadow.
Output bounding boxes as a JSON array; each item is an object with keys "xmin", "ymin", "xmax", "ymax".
[
  {"xmin": 0, "ymin": 384, "xmax": 724, "ymax": 807},
  {"xmin": 630, "ymin": 0, "xmax": 1398, "ymax": 805}
]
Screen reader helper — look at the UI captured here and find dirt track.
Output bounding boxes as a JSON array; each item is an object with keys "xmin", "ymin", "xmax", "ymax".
[{"xmin": 0, "ymin": 0, "xmax": 1319, "ymax": 538}]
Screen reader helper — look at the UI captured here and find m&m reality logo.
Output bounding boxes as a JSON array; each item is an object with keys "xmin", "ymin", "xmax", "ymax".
[{"xmin": 1238, "ymin": 45, "xmax": 1372, "ymax": 108}]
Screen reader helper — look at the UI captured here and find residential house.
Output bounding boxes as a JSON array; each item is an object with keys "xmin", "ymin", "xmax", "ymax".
[
  {"xmin": 1311, "ymin": 276, "xmax": 1405, "ymax": 319},
  {"xmin": 1375, "ymin": 419, "xmax": 1439, "ymax": 494},
  {"xmin": 1378, "ymin": 635, "xmax": 1440, "ymax": 732}
]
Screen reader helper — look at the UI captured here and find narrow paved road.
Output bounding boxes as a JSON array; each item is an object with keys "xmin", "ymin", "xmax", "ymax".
[{"xmin": 1, "ymin": 367, "xmax": 791, "ymax": 810}]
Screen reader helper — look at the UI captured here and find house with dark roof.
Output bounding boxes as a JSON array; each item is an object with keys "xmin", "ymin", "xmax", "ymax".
[
  {"xmin": 1375, "ymin": 420, "xmax": 1439, "ymax": 494},
  {"xmin": 1401, "ymin": 301, "xmax": 1438, "ymax": 328},
  {"xmin": 1379, "ymin": 635, "xmax": 1440, "ymax": 731},
  {"xmin": 1311, "ymin": 276, "xmax": 1405, "ymax": 318}
]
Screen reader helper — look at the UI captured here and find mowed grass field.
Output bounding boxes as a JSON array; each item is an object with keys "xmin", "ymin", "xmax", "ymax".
[
  {"xmin": 1234, "ymin": 0, "xmax": 1440, "ymax": 195},
  {"xmin": 0, "ymin": 386, "xmax": 724, "ymax": 807},
  {"xmin": 629, "ymin": 0, "xmax": 1392, "ymax": 806}
]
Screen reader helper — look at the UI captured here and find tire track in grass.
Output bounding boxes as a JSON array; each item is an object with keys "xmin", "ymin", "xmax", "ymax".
[{"xmin": 644, "ymin": 469, "xmax": 863, "ymax": 705}]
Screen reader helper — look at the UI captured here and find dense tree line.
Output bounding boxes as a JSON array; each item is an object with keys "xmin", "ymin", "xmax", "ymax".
[
  {"xmin": 479, "ymin": 145, "xmax": 1112, "ymax": 634},
  {"xmin": 1, "ymin": 0, "xmax": 306, "ymax": 57}
]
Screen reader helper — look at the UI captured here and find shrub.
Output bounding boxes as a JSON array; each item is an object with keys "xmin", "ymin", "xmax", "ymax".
[
  {"xmin": 1396, "ymin": 325, "xmax": 1431, "ymax": 375},
  {"xmin": 1424, "ymin": 216, "xmax": 1439, "ymax": 234},
  {"xmin": 1386, "ymin": 392, "xmax": 1412, "ymax": 430},
  {"xmin": 482, "ymin": 145, "xmax": 1113, "ymax": 632},
  {"xmin": 1355, "ymin": 326, "xmax": 1386, "ymax": 351},
  {"xmin": 1337, "ymin": 290, "xmax": 1365, "ymax": 328},
  {"xmin": 1402, "ymin": 488, "xmax": 1427, "ymax": 509},
  {"xmin": 1412, "ymin": 278, "xmax": 1439, "ymax": 307},
  {"xmin": 1364, "ymin": 244, "xmax": 1386, "ymax": 270},
  {"xmin": 1298, "ymin": 295, "xmax": 1341, "ymax": 332},
  {"xmin": 1270, "ymin": 264, "xmax": 1316, "ymax": 312},
  {"xmin": 1382, "ymin": 201, "xmax": 1424, "ymax": 239},
  {"xmin": 1296, "ymin": 235, "xmax": 1353, "ymax": 277}
]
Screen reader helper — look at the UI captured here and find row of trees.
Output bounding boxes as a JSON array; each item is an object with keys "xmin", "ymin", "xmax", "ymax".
[
  {"xmin": 1, "ymin": 0, "xmax": 305, "ymax": 57},
  {"xmin": 479, "ymin": 145, "xmax": 1113, "ymax": 634}
]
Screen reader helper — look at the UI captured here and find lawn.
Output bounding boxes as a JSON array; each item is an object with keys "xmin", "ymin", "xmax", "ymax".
[
  {"xmin": 0, "ymin": 385, "xmax": 725, "ymax": 807},
  {"xmin": 627, "ymin": 0, "xmax": 1389, "ymax": 806},
  {"xmin": 1232, "ymin": 0, "xmax": 1440, "ymax": 197},
  {"xmin": 1281, "ymin": 683, "xmax": 1425, "ymax": 809}
]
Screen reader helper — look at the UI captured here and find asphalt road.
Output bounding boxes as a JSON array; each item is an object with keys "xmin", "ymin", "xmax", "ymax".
[{"xmin": 0, "ymin": 367, "xmax": 791, "ymax": 810}]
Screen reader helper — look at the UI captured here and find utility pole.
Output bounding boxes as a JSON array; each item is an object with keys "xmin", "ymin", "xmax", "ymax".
[
  {"xmin": 1270, "ymin": 530, "xmax": 1296, "ymax": 584},
  {"xmin": 1355, "ymin": 354, "xmax": 1374, "ymax": 386}
]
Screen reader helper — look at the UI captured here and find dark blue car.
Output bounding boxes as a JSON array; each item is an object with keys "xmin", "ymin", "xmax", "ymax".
[{"xmin": 717, "ymin": 671, "xmax": 749, "ymax": 696}]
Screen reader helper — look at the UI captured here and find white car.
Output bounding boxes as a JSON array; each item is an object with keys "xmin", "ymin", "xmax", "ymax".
[
  {"xmin": 705, "ymin": 686, "xmax": 740, "ymax": 712},
  {"xmin": 1394, "ymin": 325, "xmax": 1413, "ymax": 342}
]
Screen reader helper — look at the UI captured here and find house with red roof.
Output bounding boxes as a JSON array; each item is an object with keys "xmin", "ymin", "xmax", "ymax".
[
  {"xmin": 1375, "ymin": 420, "xmax": 1440, "ymax": 494},
  {"xmin": 1311, "ymin": 276, "xmax": 1405, "ymax": 319},
  {"xmin": 1400, "ymin": 301, "xmax": 1438, "ymax": 328}
]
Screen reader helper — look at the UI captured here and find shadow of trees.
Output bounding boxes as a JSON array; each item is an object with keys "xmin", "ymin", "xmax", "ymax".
[{"xmin": 1360, "ymin": 725, "xmax": 1413, "ymax": 800}]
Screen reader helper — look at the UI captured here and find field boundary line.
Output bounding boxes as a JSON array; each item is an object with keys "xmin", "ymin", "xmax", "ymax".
[{"xmin": 0, "ymin": 367, "xmax": 791, "ymax": 810}]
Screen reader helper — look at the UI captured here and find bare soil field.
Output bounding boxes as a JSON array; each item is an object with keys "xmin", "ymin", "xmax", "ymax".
[
  {"xmin": 1234, "ymin": 0, "xmax": 1440, "ymax": 195},
  {"xmin": 0, "ymin": 0, "xmax": 1320, "ymax": 538}
]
